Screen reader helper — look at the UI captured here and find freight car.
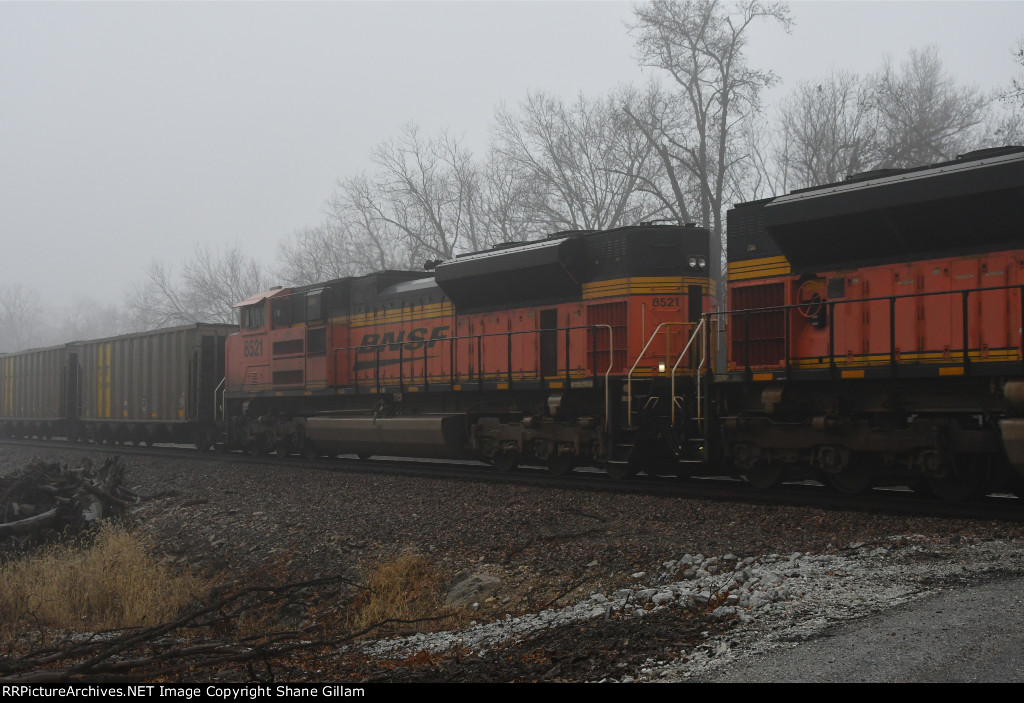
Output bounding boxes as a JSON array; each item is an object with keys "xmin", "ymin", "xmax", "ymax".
[
  {"xmin": 221, "ymin": 224, "xmax": 713, "ymax": 477},
  {"xmin": 713, "ymin": 146, "xmax": 1024, "ymax": 499},
  {"xmin": 0, "ymin": 324, "xmax": 234, "ymax": 447}
]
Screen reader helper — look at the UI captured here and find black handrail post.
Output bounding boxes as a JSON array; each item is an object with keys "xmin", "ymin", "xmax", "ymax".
[
  {"xmin": 375, "ymin": 344, "xmax": 381, "ymax": 394},
  {"xmin": 784, "ymin": 306, "xmax": 791, "ymax": 378},
  {"xmin": 828, "ymin": 301, "xmax": 836, "ymax": 378},
  {"xmin": 564, "ymin": 327, "xmax": 570, "ymax": 384},
  {"xmin": 477, "ymin": 335, "xmax": 483, "ymax": 390},
  {"xmin": 591, "ymin": 325, "xmax": 597, "ymax": 385},
  {"xmin": 962, "ymin": 289, "xmax": 970, "ymax": 371},
  {"xmin": 889, "ymin": 297, "xmax": 897, "ymax": 377},
  {"xmin": 744, "ymin": 311, "xmax": 751, "ymax": 378},
  {"xmin": 423, "ymin": 341, "xmax": 428, "ymax": 391},
  {"xmin": 507, "ymin": 329, "xmax": 513, "ymax": 386},
  {"xmin": 535, "ymin": 328, "xmax": 540, "ymax": 381},
  {"xmin": 399, "ymin": 343, "xmax": 404, "ymax": 393}
]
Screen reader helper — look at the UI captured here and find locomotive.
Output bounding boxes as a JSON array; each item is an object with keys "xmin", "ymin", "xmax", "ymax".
[
  {"xmin": 715, "ymin": 146, "xmax": 1024, "ymax": 499},
  {"xmin": 2, "ymin": 147, "xmax": 1023, "ymax": 501},
  {"xmin": 222, "ymin": 224, "xmax": 712, "ymax": 479}
]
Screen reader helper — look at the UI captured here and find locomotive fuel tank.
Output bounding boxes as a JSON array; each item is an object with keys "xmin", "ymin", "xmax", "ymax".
[{"xmin": 304, "ymin": 414, "xmax": 469, "ymax": 459}]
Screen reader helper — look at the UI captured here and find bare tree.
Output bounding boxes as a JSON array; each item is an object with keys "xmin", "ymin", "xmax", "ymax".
[
  {"xmin": 492, "ymin": 90, "xmax": 661, "ymax": 232},
  {"xmin": 776, "ymin": 71, "xmax": 877, "ymax": 189},
  {"xmin": 993, "ymin": 39, "xmax": 1024, "ymax": 144},
  {"xmin": 340, "ymin": 124, "xmax": 484, "ymax": 265},
  {"xmin": 729, "ymin": 111, "xmax": 786, "ymax": 200},
  {"xmin": 276, "ymin": 220, "xmax": 396, "ymax": 286},
  {"xmin": 0, "ymin": 283, "xmax": 46, "ymax": 353},
  {"xmin": 328, "ymin": 174, "xmax": 422, "ymax": 271},
  {"xmin": 628, "ymin": 0, "xmax": 792, "ymax": 283},
  {"xmin": 476, "ymin": 148, "xmax": 549, "ymax": 246},
  {"xmin": 53, "ymin": 297, "xmax": 132, "ymax": 343},
  {"xmin": 867, "ymin": 46, "xmax": 991, "ymax": 167},
  {"xmin": 126, "ymin": 245, "xmax": 267, "ymax": 329}
]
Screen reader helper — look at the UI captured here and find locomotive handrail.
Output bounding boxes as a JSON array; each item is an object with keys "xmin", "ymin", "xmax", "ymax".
[
  {"xmin": 627, "ymin": 322, "xmax": 693, "ymax": 427},
  {"xmin": 332, "ymin": 323, "xmax": 619, "ymax": 391},
  {"xmin": 214, "ymin": 377, "xmax": 226, "ymax": 424},
  {"xmin": 592, "ymin": 324, "xmax": 614, "ymax": 431},
  {"xmin": 710, "ymin": 281, "xmax": 1024, "ymax": 376},
  {"xmin": 670, "ymin": 317, "xmax": 705, "ymax": 427}
]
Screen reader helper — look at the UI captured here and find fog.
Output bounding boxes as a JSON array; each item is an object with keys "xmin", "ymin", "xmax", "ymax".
[{"xmin": 1, "ymin": 1, "xmax": 1021, "ymax": 313}]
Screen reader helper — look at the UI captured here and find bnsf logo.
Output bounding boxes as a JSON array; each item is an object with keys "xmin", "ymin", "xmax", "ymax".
[
  {"xmin": 358, "ymin": 326, "xmax": 449, "ymax": 352},
  {"xmin": 353, "ymin": 326, "xmax": 448, "ymax": 371}
]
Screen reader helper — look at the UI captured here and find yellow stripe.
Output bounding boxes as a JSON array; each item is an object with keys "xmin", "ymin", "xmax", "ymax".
[
  {"xmin": 582, "ymin": 276, "xmax": 708, "ymax": 301},
  {"xmin": 346, "ymin": 302, "xmax": 454, "ymax": 326},
  {"xmin": 841, "ymin": 369, "xmax": 865, "ymax": 379},
  {"xmin": 728, "ymin": 256, "xmax": 792, "ymax": 281},
  {"xmin": 939, "ymin": 366, "xmax": 965, "ymax": 376},
  {"xmin": 779, "ymin": 349, "xmax": 1019, "ymax": 370}
]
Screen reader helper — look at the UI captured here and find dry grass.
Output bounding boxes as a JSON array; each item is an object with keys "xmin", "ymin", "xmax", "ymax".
[
  {"xmin": 0, "ymin": 522, "xmax": 203, "ymax": 632},
  {"xmin": 349, "ymin": 551, "xmax": 461, "ymax": 635}
]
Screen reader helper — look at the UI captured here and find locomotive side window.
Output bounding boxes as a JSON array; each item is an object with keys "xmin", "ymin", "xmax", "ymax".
[
  {"xmin": 306, "ymin": 290, "xmax": 324, "ymax": 322},
  {"xmin": 271, "ymin": 298, "xmax": 290, "ymax": 328},
  {"xmin": 240, "ymin": 304, "xmax": 265, "ymax": 330}
]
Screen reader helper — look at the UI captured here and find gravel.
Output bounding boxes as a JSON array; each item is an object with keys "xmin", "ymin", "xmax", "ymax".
[{"xmin": 4, "ymin": 444, "xmax": 1024, "ymax": 682}]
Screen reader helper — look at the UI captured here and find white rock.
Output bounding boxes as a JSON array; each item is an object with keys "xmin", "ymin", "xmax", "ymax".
[{"xmin": 652, "ymin": 591, "xmax": 675, "ymax": 606}]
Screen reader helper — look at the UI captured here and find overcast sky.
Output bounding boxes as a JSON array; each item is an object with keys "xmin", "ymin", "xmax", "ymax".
[{"xmin": 2, "ymin": 1, "xmax": 1021, "ymax": 306}]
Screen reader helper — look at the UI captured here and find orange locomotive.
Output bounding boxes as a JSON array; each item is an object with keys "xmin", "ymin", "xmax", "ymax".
[
  {"xmin": 223, "ymin": 225, "xmax": 713, "ymax": 477},
  {"xmin": 220, "ymin": 146, "xmax": 1024, "ymax": 500},
  {"xmin": 714, "ymin": 147, "xmax": 1024, "ymax": 498}
]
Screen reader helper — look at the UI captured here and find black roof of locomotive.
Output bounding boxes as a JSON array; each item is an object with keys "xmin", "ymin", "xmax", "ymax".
[
  {"xmin": 728, "ymin": 146, "xmax": 1024, "ymax": 272},
  {"xmin": 434, "ymin": 223, "xmax": 709, "ymax": 312},
  {"xmin": 255, "ymin": 224, "xmax": 711, "ymax": 317}
]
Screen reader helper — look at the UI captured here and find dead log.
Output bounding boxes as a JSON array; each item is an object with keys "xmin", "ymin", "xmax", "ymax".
[
  {"xmin": 0, "ymin": 456, "xmax": 138, "ymax": 553},
  {"xmin": 0, "ymin": 508, "xmax": 60, "ymax": 537}
]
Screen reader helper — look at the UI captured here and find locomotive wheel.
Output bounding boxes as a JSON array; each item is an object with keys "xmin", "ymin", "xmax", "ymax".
[
  {"xmin": 742, "ymin": 463, "xmax": 784, "ymax": 490},
  {"xmin": 825, "ymin": 454, "xmax": 874, "ymax": 495},
  {"xmin": 547, "ymin": 454, "xmax": 576, "ymax": 476},
  {"xmin": 194, "ymin": 429, "xmax": 213, "ymax": 452},
  {"xmin": 492, "ymin": 452, "xmax": 519, "ymax": 473},
  {"xmin": 604, "ymin": 461, "xmax": 636, "ymax": 480},
  {"xmin": 302, "ymin": 442, "xmax": 321, "ymax": 460},
  {"xmin": 929, "ymin": 455, "xmax": 991, "ymax": 502},
  {"xmin": 274, "ymin": 439, "xmax": 293, "ymax": 458}
]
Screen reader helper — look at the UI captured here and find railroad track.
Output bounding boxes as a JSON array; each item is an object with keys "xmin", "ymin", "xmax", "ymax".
[{"xmin": 2, "ymin": 438, "xmax": 1022, "ymax": 523}]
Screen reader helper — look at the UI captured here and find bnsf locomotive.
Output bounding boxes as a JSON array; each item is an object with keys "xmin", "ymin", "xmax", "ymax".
[
  {"xmin": 2, "ymin": 147, "xmax": 1023, "ymax": 501},
  {"xmin": 716, "ymin": 146, "xmax": 1024, "ymax": 499},
  {"xmin": 223, "ymin": 224, "xmax": 712, "ymax": 479}
]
